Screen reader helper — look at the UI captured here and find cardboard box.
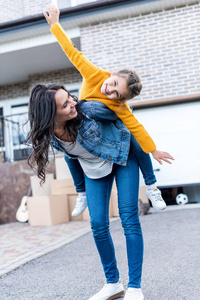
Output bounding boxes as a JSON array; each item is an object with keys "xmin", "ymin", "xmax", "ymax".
[
  {"xmin": 27, "ymin": 195, "xmax": 69, "ymax": 226},
  {"xmin": 55, "ymin": 156, "xmax": 72, "ymax": 179},
  {"xmin": 31, "ymin": 173, "xmax": 54, "ymax": 197},
  {"xmin": 82, "ymin": 207, "xmax": 90, "ymax": 221},
  {"xmin": 51, "ymin": 179, "xmax": 116, "ymax": 221},
  {"xmin": 110, "ymin": 188, "xmax": 118, "ymax": 217},
  {"xmin": 51, "ymin": 179, "xmax": 76, "ymax": 195},
  {"xmin": 105, "ymin": 180, "xmax": 118, "ymax": 217}
]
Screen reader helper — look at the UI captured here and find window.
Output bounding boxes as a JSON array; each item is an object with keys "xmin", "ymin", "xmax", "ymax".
[
  {"xmin": 11, "ymin": 104, "xmax": 31, "ymax": 161},
  {"xmin": 0, "ymin": 108, "xmax": 4, "ymax": 147},
  {"xmin": 58, "ymin": 0, "xmax": 71, "ymax": 9},
  {"xmin": 58, "ymin": 0, "xmax": 98, "ymax": 9},
  {"xmin": 0, "ymin": 98, "xmax": 29, "ymax": 162},
  {"xmin": 11, "ymin": 104, "xmax": 29, "ymax": 147},
  {"xmin": 0, "ymin": 108, "xmax": 5, "ymax": 163},
  {"xmin": 1, "ymin": 104, "xmax": 30, "ymax": 162},
  {"xmin": 71, "ymin": 0, "xmax": 98, "ymax": 6}
]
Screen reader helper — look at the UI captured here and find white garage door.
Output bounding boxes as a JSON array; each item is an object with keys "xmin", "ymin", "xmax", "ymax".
[{"xmin": 134, "ymin": 101, "xmax": 200, "ymax": 187}]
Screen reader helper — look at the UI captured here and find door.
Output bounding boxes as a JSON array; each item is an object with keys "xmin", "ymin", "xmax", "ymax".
[{"xmin": 134, "ymin": 101, "xmax": 200, "ymax": 187}]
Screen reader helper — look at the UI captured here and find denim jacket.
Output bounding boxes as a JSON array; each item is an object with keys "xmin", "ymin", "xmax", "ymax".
[{"xmin": 51, "ymin": 101, "xmax": 131, "ymax": 166}]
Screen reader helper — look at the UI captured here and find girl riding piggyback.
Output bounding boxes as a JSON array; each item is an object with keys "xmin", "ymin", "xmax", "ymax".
[{"xmin": 44, "ymin": 4, "xmax": 174, "ymax": 216}]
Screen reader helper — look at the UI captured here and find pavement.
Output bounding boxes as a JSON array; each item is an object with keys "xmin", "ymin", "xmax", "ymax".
[
  {"xmin": 0, "ymin": 220, "xmax": 91, "ymax": 277},
  {"xmin": 0, "ymin": 203, "xmax": 200, "ymax": 300}
]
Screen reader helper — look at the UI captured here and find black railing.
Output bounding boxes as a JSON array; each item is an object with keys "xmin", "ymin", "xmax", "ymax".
[{"xmin": 0, "ymin": 112, "xmax": 31, "ymax": 162}]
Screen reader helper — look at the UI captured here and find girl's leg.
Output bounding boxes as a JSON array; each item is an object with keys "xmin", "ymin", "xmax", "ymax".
[
  {"xmin": 64, "ymin": 156, "xmax": 85, "ymax": 192},
  {"xmin": 130, "ymin": 135, "xmax": 156, "ymax": 186},
  {"xmin": 85, "ymin": 173, "xmax": 120, "ymax": 283},
  {"xmin": 64, "ymin": 156, "xmax": 87, "ymax": 216},
  {"xmin": 130, "ymin": 137, "xmax": 166, "ymax": 210},
  {"xmin": 114, "ymin": 151, "xmax": 143, "ymax": 288}
]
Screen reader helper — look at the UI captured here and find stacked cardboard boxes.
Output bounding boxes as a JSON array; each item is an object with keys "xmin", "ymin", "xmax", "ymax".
[
  {"xmin": 27, "ymin": 173, "xmax": 70, "ymax": 226},
  {"xmin": 27, "ymin": 175, "xmax": 118, "ymax": 226},
  {"xmin": 27, "ymin": 157, "xmax": 149, "ymax": 226}
]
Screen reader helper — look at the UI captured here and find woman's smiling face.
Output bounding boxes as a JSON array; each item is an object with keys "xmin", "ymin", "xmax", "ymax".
[{"xmin": 55, "ymin": 88, "xmax": 78, "ymax": 123}]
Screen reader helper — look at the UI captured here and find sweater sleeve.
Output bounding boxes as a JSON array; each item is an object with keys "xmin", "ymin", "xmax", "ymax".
[
  {"xmin": 50, "ymin": 23, "xmax": 99, "ymax": 78},
  {"xmin": 103, "ymin": 101, "xmax": 156, "ymax": 153}
]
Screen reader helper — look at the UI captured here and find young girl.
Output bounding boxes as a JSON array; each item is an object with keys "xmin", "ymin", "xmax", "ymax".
[{"xmin": 44, "ymin": 5, "xmax": 174, "ymax": 216}]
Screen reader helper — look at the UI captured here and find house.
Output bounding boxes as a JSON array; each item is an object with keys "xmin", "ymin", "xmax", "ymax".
[{"xmin": 0, "ymin": 0, "xmax": 200, "ymax": 203}]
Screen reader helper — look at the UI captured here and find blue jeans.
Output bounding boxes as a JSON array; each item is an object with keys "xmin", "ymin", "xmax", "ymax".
[
  {"xmin": 64, "ymin": 156, "xmax": 85, "ymax": 193},
  {"xmin": 131, "ymin": 135, "xmax": 156, "ymax": 186},
  {"xmin": 85, "ymin": 152, "xmax": 143, "ymax": 288}
]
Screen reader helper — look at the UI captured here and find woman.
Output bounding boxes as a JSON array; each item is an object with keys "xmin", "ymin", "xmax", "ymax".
[{"xmin": 27, "ymin": 83, "xmax": 144, "ymax": 300}]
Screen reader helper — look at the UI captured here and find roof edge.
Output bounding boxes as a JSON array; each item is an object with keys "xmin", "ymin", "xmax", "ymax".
[
  {"xmin": 0, "ymin": 0, "xmax": 140, "ymax": 30},
  {"xmin": 131, "ymin": 94, "xmax": 200, "ymax": 109}
]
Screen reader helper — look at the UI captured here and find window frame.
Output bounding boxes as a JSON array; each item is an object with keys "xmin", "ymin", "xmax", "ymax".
[{"xmin": 0, "ymin": 96, "xmax": 29, "ymax": 162}]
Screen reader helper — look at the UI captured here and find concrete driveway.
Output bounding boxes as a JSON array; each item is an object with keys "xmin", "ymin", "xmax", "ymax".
[{"xmin": 0, "ymin": 204, "xmax": 200, "ymax": 300}]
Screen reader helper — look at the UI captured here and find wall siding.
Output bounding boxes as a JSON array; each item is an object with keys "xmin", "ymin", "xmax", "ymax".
[
  {"xmin": 0, "ymin": 68, "xmax": 81, "ymax": 101},
  {"xmin": 0, "ymin": 0, "xmax": 46, "ymax": 23}
]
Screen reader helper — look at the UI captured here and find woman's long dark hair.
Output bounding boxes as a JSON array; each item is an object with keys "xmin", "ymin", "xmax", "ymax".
[{"xmin": 26, "ymin": 83, "xmax": 85, "ymax": 184}]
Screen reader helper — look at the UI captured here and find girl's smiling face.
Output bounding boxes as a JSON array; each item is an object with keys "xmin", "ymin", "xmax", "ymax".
[{"xmin": 100, "ymin": 73, "xmax": 128, "ymax": 100}]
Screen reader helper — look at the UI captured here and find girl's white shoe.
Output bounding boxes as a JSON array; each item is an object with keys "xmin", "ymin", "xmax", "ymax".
[
  {"xmin": 124, "ymin": 288, "xmax": 144, "ymax": 300},
  {"xmin": 146, "ymin": 188, "xmax": 166, "ymax": 210},
  {"xmin": 71, "ymin": 195, "xmax": 87, "ymax": 217}
]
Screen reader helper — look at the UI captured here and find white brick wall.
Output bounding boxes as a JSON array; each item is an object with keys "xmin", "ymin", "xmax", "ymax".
[
  {"xmin": 0, "ymin": 68, "xmax": 81, "ymax": 100},
  {"xmin": 80, "ymin": 3, "xmax": 200, "ymax": 102},
  {"xmin": 1, "ymin": 2, "xmax": 199, "ymax": 102},
  {"xmin": 0, "ymin": 0, "xmax": 47, "ymax": 23}
]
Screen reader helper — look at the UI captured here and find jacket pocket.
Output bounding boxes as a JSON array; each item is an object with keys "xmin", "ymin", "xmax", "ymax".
[{"xmin": 80, "ymin": 120, "xmax": 100, "ymax": 142}]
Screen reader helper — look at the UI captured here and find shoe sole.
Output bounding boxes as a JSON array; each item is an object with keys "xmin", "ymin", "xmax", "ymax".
[
  {"xmin": 106, "ymin": 290, "xmax": 125, "ymax": 300},
  {"xmin": 153, "ymin": 206, "xmax": 166, "ymax": 210}
]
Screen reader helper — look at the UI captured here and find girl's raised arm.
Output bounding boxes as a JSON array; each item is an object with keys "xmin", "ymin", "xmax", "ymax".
[
  {"xmin": 43, "ymin": 4, "xmax": 60, "ymax": 26},
  {"xmin": 43, "ymin": 4, "xmax": 99, "ymax": 80}
]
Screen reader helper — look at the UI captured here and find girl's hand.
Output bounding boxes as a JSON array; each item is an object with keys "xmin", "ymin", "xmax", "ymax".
[
  {"xmin": 43, "ymin": 3, "xmax": 60, "ymax": 26},
  {"xmin": 151, "ymin": 149, "xmax": 174, "ymax": 165}
]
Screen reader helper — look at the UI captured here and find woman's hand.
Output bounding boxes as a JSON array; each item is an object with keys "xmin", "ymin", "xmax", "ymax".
[
  {"xmin": 43, "ymin": 3, "xmax": 60, "ymax": 26},
  {"xmin": 151, "ymin": 149, "xmax": 174, "ymax": 165}
]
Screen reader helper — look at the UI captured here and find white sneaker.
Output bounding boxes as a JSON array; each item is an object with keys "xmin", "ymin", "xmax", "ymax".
[
  {"xmin": 89, "ymin": 281, "xmax": 125, "ymax": 300},
  {"xmin": 71, "ymin": 195, "xmax": 87, "ymax": 217},
  {"xmin": 146, "ymin": 188, "xmax": 166, "ymax": 210},
  {"xmin": 124, "ymin": 288, "xmax": 144, "ymax": 300}
]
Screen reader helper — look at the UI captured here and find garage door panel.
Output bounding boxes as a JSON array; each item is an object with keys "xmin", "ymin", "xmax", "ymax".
[{"xmin": 135, "ymin": 101, "xmax": 200, "ymax": 187}]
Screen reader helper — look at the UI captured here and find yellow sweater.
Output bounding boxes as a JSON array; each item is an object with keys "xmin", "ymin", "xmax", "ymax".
[{"xmin": 50, "ymin": 23, "xmax": 156, "ymax": 153}]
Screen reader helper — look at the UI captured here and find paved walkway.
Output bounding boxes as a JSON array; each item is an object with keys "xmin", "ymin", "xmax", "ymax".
[
  {"xmin": 0, "ymin": 220, "xmax": 91, "ymax": 277},
  {"xmin": 1, "ymin": 203, "xmax": 200, "ymax": 281},
  {"xmin": 0, "ymin": 203, "xmax": 200, "ymax": 300}
]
